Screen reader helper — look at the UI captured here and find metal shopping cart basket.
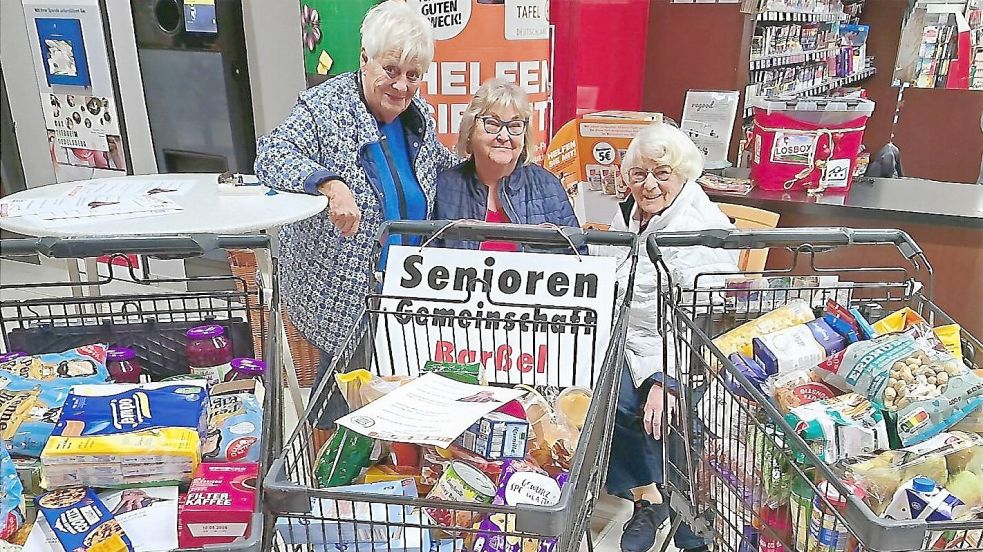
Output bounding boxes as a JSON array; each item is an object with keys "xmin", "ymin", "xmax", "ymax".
[
  {"xmin": 0, "ymin": 234, "xmax": 283, "ymax": 552},
  {"xmin": 645, "ymin": 227, "xmax": 983, "ymax": 552},
  {"xmin": 264, "ymin": 220, "xmax": 639, "ymax": 552}
]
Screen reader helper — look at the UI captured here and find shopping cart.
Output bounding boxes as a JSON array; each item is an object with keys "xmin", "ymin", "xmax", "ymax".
[
  {"xmin": 264, "ymin": 220, "xmax": 639, "ymax": 552},
  {"xmin": 646, "ymin": 227, "xmax": 983, "ymax": 552},
  {"xmin": 0, "ymin": 234, "xmax": 283, "ymax": 552}
]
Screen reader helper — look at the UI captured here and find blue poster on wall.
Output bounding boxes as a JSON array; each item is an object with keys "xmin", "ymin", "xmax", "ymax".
[{"xmin": 35, "ymin": 17, "xmax": 91, "ymax": 87}]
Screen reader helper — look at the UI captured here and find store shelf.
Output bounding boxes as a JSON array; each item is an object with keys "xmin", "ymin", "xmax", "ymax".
[
  {"xmin": 750, "ymin": 47, "xmax": 839, "ymax": 70},
  {"xmin": 743, "ymin": 67, "xmax": 877, "ymax": 117},
  {"xmin": 756, "ymin": 10, "xmax": 847, "ymax": 22}
]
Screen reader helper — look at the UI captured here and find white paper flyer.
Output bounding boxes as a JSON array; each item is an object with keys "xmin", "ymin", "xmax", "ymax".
[{"xmin": 336, "ymin": 373, "xmax": 525, "ymax": 447}]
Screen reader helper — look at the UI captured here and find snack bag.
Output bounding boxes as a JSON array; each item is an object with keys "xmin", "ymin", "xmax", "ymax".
[
  {"xmin": 203, "ymin": 383, "xmax": 264, "ymax": 463},
  {"xmin": 764, "ymin": 370, "xmax": 839, "ymax": 414},
  {"xmin": 785, "ymin": 393, "xmax": 889, "ymax": 463},
  {"xmin": 472, "ymin": 461, "xmax": 568, "ymax": 552},
  {"xmin": 815, "ymin": 334, "xmax": 983, "ymax": 445},
  {"xmin": 37, "ymin": 487, "xmax": 134, "ymax": 552},
  {"xmin": 0, "ymin": 375, "xmax": 72, "ymax": 457},
  {"xmin": 843, "ymin": 431, "xmax": 983, "ymax": 515},
  {"xmin": 705, "ymin": 424, "xmax": 791, "ymax": 506},
  {"xmin": 0, "ymin": 443, "xmax": 24, "ymax": 542},
  {"xmin": 722, "ymin": 354, "xmax": 770, "ymax": 400},
  {"xmin": 712, "ymin": 300, "xmax": 815, "ymax": 360},
  {"xmin": 0, "ymin": 345, "xmax": 109, "ymax": 384}
]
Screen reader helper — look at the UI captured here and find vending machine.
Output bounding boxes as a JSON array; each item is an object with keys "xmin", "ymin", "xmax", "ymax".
[{"xmin": 129, "ymin": 0, "xmax": 255, "ymax": 173}]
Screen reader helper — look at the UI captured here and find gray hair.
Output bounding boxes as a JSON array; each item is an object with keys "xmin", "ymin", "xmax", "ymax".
[
  {"xmin": 361, "ymin": 1, "xmax": 435, "ymax": 71},
  {"xmin": 621, "ymin": 122, "xmax": 704, "ymax": 182},
  {"xmin": 456, "ymin": 78, "xmax": 535, "ymax": 163}
]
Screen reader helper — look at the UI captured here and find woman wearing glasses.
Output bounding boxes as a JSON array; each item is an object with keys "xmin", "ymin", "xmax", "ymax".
[
  {"xmin": 433, "ymin": 78, "xmax": 579, "ymax": 250},
  {"xmin": 254, "ymin": 2, "xmax": 455, "ymax": 392},
  {"xmin": 595, "ymin": 122, "xmax": 737, "ymax": 552}
]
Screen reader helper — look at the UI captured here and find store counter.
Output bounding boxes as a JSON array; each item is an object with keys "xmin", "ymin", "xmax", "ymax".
[
  {"xmin": 704, "ymin": 176, "xmax": 983, "ymax": 337},
  {"xmin": 580, "ymin": 176, "xmax": 983, "ymax": 336}
]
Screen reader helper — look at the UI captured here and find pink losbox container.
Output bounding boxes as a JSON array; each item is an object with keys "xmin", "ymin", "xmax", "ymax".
[{"xmin": 179, "ymin": 462, "xmax": 259, "ymax": 547}]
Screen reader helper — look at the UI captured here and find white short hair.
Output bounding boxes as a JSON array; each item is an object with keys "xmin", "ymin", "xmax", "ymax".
[
  {"xmin": 456, "ymin": 78, "xmax": 534, "ymax": 162},
  {"xmin": 361, "ymin": 1, "xmax": 435, "ymax": 71},
  {"xmin": 621, "ymin": 122, "xmax": 704, "ymax": 182}
]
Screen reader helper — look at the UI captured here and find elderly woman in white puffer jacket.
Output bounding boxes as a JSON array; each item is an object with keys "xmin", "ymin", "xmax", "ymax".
[{"xmin": 593, "ymin": 122, "xmax": 739, "ymax": 552}]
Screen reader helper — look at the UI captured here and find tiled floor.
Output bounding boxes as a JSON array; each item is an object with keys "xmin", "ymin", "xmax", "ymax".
[{"xmin": 0, "ymin": 258, "xmax": 684, "ymax": 552}]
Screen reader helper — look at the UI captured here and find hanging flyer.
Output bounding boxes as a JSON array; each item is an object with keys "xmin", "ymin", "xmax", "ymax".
[{"xmin": 680, "ymin": 90, "xmax": 741, "ymax": 166}]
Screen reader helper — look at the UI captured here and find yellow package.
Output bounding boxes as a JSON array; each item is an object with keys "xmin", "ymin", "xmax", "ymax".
[
  {"xmin": 871, "ymin": 307, "xmax": 928, "ymax": 335},
  {"xmin": 933, "ymin": 324, "xmax": 964, "ymax": 360},
  {"xmin": 0, "ymin": 386, "xmax": 40, "ymax": 440},
  {"xmin": 712, "ymin": 300, "xmax": 816, "ymax": 358}
]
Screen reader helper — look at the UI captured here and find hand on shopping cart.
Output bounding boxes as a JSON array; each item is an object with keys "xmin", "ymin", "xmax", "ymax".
[
  {"xmin": 318, "ymin": 179, "xmax": 361, "ymax": 237},
  {"xmin": 643, "ymin": 384, "xmax": 677, "ymax": 439}
]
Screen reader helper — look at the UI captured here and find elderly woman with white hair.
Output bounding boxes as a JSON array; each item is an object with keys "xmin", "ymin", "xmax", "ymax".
[
  {"xmin": 433, "ymin": 77, "xmax": 579, "ymax": 250},
  {"xmin": 595, "ymin": 121, "xmax": 739, "ymax": 552},
  {"xmin": 254, "ymin": 1, "xmax": 455, "ymax": 393}
]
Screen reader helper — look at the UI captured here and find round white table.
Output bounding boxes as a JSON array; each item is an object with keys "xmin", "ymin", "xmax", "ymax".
[
  {"xmin": 0, "ymin": 173, "xmax": 327, "ymax": 420},
  {"xmin": 0, "ymin": 173, "xmax": 327, "ymax": 237}
]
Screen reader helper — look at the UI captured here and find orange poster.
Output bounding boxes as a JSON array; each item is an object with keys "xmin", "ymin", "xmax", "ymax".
[{"xmin": 410, "ymin": 0, "xmax": 551, "ymax": 159}]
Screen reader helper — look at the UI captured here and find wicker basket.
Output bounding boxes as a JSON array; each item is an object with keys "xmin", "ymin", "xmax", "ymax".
[{"xmin": 227, "ymin": 250, "xmax": 320, "ymax": 388}]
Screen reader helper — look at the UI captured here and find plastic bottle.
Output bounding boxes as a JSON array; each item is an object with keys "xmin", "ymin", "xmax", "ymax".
[
  {"xmin": 759, "ymin": 503, "xmax": 791, "ymax": 551},
  {"xmin": 790, "ymin": 470, "xmax": 816, "ymax": 551}
]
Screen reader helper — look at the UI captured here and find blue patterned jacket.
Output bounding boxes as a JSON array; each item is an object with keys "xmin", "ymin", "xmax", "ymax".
[{"xmin": 254, "ymin": 72, "xmax": 455, "ymax": 356}]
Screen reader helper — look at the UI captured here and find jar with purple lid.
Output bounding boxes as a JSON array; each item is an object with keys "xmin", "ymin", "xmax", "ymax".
[
  {"xmin": 106, "ymin": 346, "xmax": 143, "ymax": 384},
  {"xmin": 0, "ymin": 351, "xmax": 28, "ymax": 363},
  {"xmin": 185, "ymin": 324, "xmax": 234, "ymax": 384},
  {"xmin": 224, "ymin": 358, "xmax": 266, "ymax": 382}
]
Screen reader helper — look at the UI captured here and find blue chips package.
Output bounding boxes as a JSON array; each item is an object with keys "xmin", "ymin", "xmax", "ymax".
[
  {"xmin": 0, "ymin": 375, "xmax": 73, "ymax": 457},
  {"xmin": 37, "ymin": 487, "xmax": 134, "ymax": 552},
  {"xmin": 53, "ymin": 381, "xmax": 208, "ymax": 438},
  {"xmin": 0, "ymin": 344, "xmax": 109, "ymax": 384},
  {"xmin": 0, "ymin": 442, "xmax": 24, "ymax": 540}
]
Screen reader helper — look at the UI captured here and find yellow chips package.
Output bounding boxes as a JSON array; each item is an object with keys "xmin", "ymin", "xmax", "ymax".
[
  {"xmin": 871, "ymin": 307, "xmax": 928, "ymax": 335},
  {"xmin": 933, "ymin": 324, "xmax": 964, "ymax": 361},
  {"xmin": 712, "ymin": 300, "xmax": 816, "ymax": 359}
]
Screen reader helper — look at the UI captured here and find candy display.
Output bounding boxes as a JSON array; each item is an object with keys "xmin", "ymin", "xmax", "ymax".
[{"xmin": 179, "ymin": 463, "xmax": 258, "ymax": 547}]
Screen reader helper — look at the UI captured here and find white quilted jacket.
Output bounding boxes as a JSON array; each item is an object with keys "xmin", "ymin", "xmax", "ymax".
[{"xmin": 592, "ymin": 181, "xmax": 740, "ymax": 386}]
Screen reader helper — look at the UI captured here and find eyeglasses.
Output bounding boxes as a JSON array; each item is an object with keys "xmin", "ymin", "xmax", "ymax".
[
  {"xmin": 373, "ymin": 58, "xmax": 422, "ymax": 84},
  {"xmin": 626, "ymin": 166, "xmax": 674, "ymax": 184},
  {"xmin": 477, "ymin": 116, "xmax": 528, "ymax": 136}
]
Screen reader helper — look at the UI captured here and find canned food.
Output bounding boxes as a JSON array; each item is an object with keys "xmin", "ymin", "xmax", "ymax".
[{"xmin": 424, "ymin": 461, "xmax": 497, "ymax": 531}]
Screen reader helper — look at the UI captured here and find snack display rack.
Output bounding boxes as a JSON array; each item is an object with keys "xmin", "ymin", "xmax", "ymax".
[
  {"xmin": 0, "ymin": 234, "xmax": 283, "ymax": 552},
  {"xmin": 264, "ymin": 221, "xmax": 640, "ymax": 552},
  {"xmin": 645, "ymin": 227, "xmax": 983, "ymax": 552}
]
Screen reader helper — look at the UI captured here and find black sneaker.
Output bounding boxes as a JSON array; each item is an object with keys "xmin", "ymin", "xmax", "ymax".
[{"xmin": 620, "ymin": 500, "xmax": 669, "ymax": 552}]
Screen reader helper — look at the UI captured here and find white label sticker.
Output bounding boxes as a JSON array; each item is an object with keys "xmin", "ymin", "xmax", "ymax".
[
  {"xmin": 592, "ymin": 141, "xmax": 615, "ymax": 165},
  {"xmin": 821, "ymin": 158, "xmax": 852, "ymax": 188},
  {"xmin": 504, "ymin": 472, "xmax": 561, "ymax": 506},
  {"xmin": 505, "ymin": 0, "xmax": 549, "ymax": 40},
  {"xmin": 409, "ymin": 0, "xmax": 472, "ymax": 41},
  {"xmin": 771, "ymin": 132, "xmax": 817, "ymax": 165}
]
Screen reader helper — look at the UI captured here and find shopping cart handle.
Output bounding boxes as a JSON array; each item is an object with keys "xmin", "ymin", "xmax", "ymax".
[
  {"xmin": 378, "ymin": 220, "xmax": 637, "ymax": 248},
  {"xmin": 0, "ymin": 234, "xmax": 270, "ymax": 259},
  {"xmin": 646, "ymin": 227, "xmax": 923, "ymax": 261}
]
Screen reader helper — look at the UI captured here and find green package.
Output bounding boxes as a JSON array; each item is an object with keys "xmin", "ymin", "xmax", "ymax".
[
  {"xmin": 314, "ymin": 427, "xmax": 374, "ymax": 488},
  {"xmin": 421, "ymin": 361, "xmax": 483, "ymax": 385}
]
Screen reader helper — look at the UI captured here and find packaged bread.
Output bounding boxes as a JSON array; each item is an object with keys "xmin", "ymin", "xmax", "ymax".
[{"xmin": 712, "ymin": 300, "xmax": 815, "ymax": 360}]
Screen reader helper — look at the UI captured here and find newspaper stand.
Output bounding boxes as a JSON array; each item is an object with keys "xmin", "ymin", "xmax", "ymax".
[
  {"xmin": 265, "ymin": 221, "xmax": 640, "ymax": 552},
  {"xmin": 645, "ymin": 227, "xmax": 983, "ymax": 552},
  {"xmin": 0, "ymin": 234, "xmax": 282, "ymax": 552}
]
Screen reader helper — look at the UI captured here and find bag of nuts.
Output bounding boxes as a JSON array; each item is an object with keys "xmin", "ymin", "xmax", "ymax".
[{"xmin": 815, "ymin": 334, "xmax": 983, "ymax": 446}]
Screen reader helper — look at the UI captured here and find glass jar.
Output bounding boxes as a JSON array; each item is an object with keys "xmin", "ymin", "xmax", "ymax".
[
  {"xmin": 185, "ymin": 325, "xmax": 234, "ymax": 384},
  {"xmin": 106, "ymin": 346, "xmax": 143, "ymax": 384},
  {"xmin": 224, "ymin": 358, "xmax": 266, "ymax": 382}
]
